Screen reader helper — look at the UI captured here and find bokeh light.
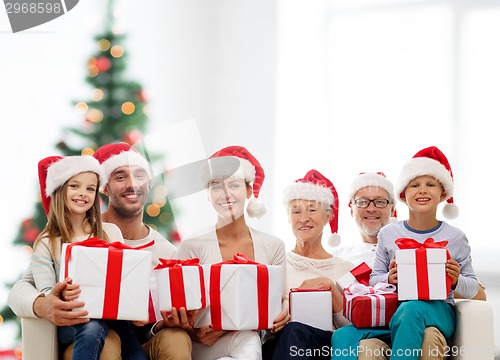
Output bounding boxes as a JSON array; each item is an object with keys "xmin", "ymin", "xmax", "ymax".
[
  {"xmin": 110, "ymin": 45, "xmax": 124, "ymax": 58},
  {"xmin": 121, "ymin": 102, "xmax": 135, "ymax": 115}
]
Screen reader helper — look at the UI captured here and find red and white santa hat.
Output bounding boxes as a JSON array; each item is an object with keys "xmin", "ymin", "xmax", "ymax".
[
  {"xmin": 282, "ymin": 169, "xmax": 341, "ymax": 247},
  {"xmin": 93, "ymin": 143, "xmax": 152, "ymax": 188},
  {"xmin": 395, "ymin": 146, "xmax": 458, "ymax": 219},
  {"xmin": 348, "ymin": 172, "xmax": 397, "ymax": 219},
  {"xmin": 39, "ymin": 155, "xmax": 105, "ymax": 215},
  {"xmin": 207, "ymin": 145, "xmax": 266, "ymax": 218}
]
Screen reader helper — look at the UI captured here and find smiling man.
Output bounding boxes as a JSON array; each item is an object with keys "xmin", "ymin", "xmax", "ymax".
[
  {"xmin": 333, "ymin": 172, "xmax": 396, "ymax": 268},
  {"xmin": 94, "ymin": 143, "xmax": 175, "ymax": 260},
  {"xmin": 93, "ymin": 143, "xmax": 193, "ymax": 360}
]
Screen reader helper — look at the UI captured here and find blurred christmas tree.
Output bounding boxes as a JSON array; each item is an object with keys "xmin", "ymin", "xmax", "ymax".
[{"xmin": 0, "ymin": 0, "xmax": 179, "ymax": 337}]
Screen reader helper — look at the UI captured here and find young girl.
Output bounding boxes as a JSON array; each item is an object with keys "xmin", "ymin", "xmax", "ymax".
[
  {"xmin": 176, "ymin": 145, "xmax": 288, "ymax": 360},
  {"xmin": 32, "ymin": 155, "xmax": 146, "ymax": 360}
]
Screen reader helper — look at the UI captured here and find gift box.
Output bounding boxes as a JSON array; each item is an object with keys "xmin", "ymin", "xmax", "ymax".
[
  {"xmin": 194, "ymin": 253, "xmax": 282, "ymax": 331},
  {"xmin": 289, "ymin": 288, "xmax": 333, "ymax": 331},
  {"xmin": 147, "ymin": 273, "xmax": 162, "ymax": 323},
  {"xmin": 336, "ymin": 262, "xmax": 371, "ymax": 291},
  {"xmin": 343, "ymin": 283, "xmax": 399, "ymax": 328},
  {"xmin": 395, "ymin": 238, "xmax": 452, "ymax": 301},
  {"xmin": 60, "ymin": 238, "xmax": 152, "ymax": 321},
  {"xmin": 154, "ymin": 258, "xmax": 207, "ymax": 312}
]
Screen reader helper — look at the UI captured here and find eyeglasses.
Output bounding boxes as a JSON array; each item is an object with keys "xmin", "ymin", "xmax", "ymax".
[{"xmin": 352, "ymin": 198, "xmax": 392, "ymax": 209}]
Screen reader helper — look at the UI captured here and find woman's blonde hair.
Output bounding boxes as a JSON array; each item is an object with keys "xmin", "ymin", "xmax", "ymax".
[{"xmin": 34, "ymin": 173, "xmax": 108, "ymax": 255}]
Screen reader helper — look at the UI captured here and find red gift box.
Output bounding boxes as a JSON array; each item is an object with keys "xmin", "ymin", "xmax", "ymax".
[
  {"xmin": 344, "ymin": 283, "xmax": 399, "ymax": 328},
  {"xmin": 395, "ymin": 238, "xmax": 452, "ymax": 300}
]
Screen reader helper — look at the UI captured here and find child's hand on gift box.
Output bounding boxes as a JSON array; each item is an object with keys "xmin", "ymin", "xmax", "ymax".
[
  {"xmin": 388, "ymin": 257, "xmax": 398, "ymax": 285},
  {"xmin": 446, "ymin": 259, "xmax": 460, "ymax": 288},
  {"xmin": 60, "ymin": 277, "xmax": 81, "ymax": 302}
]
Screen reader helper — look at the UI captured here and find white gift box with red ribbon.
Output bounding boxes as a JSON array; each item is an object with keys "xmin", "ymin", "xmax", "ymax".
[
  {"xmin": 194, "ymin": 254, "xmax": 282, "ymax": 330},
  {"xmin": 395, "ymin": 238, "xmax": 452, "ymax": 301},
  {"xmin": 289, "ymin": 288, "xmax": 333, "ymax": 331},
  {"xmin": 154, "ymin": 258, "xmax": 207, "ymax": 312},
  {"xmin": 60, "ymin": 238, "xmax": 152, "ymax": 321},
  {"xmin": 344, "ymin": 283, "xmax": 399, "ymax": 328}
]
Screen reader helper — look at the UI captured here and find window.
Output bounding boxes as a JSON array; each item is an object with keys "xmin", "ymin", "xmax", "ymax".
[{"xmin": 274, "ymin": 0, "xmax": 500, "ymax": 273}]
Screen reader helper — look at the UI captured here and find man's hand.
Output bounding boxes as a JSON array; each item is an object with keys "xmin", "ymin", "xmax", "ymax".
[
  {"xmin": 190, "ymin": 325, "xmax": 227, "ymax": 346},
  {"xmin": 33, "ymin": 279, "xmax": 89, "ymax": 326},
  {"xmin": 168, "ymin": 309, "xmax": 227, "ymax": 346},
  {"xmin": 152, "ymin": 307, "xmax": 199, "ymax": 334}
]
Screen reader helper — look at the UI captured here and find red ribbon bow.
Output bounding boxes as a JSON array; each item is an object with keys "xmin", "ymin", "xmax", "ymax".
[
  {"xmin": 154, "ymin": 258, "xmax": 201, "ymax": 270},
  {"xmin": 395, "ymin": 237, "xmax": 448, "ymax": 250},
  {"xmin": 210, "ymin": 253, "xmax": 269, "ymax": 330},
  {"xmin": 395, "ymin": 237, "xmax": 452, "ymax": 300},
  {"xmin": 63, "ymin": 237, "xmax": 154, "ymax": 319}
]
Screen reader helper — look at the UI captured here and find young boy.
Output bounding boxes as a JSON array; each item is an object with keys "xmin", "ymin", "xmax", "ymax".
[{"xmin": 369, "ymin": 146, "xmax": 479, "ymax": 360}]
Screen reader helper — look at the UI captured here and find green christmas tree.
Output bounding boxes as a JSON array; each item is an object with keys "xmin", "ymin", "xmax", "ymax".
[{"xmin": 0, "ymin": 1, "xmax": 178, "ymax": 338}]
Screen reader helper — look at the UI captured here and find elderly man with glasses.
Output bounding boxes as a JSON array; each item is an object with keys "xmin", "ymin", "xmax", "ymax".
[{"xmin": 333, "ymin": 172, "xmax": 396, "ymax": 269}]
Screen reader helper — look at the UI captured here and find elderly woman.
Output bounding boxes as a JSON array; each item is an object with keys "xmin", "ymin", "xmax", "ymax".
[
  {"xmin": 262, "ymin": 169, "xmax": 354, "ymax": 360},
  {"xmin": 176, "ymin": 145, "xmax": 288, "ymax": 360}
]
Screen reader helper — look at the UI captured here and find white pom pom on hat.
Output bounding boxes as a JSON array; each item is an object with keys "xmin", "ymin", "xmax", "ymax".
[
  {"xmin": 395, "ymin": 146, "xmax": 459, "ymax": 219},
  {"xmin": 208, "ymin": 145, "xmax": 266, "ymax": 218},
  {"xmin": 282, "ymin": 169, "xmax": 341, "ymax": 247}
]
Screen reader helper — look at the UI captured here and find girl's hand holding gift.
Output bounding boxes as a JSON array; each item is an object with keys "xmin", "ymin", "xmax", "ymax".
[{"xmin": 60, "ymin": 277, "xmax": 81, "ymax": 302}]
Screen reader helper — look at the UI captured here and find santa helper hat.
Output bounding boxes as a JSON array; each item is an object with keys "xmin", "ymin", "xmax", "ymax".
[
  {"xmin": 282, "ymin": 169, "xmax": 341, "ymax": 247},
  {"xmin": 208, "ymin": 146, "xmax": 266, "ymax": 218},
  {"xmin": 395, "ymin": 146, "xmax": 459, "ymax": 219},
  {"xmin": 348, "ymin": 172, "xmax": 397, "ymax": 220},
  {"xmin": 38, "ymin": 155, "xmax": 105, "ymax": 215},
  {"xmin": 93, "ymin": 143, "xmax": 152, "ymax": 189}
]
